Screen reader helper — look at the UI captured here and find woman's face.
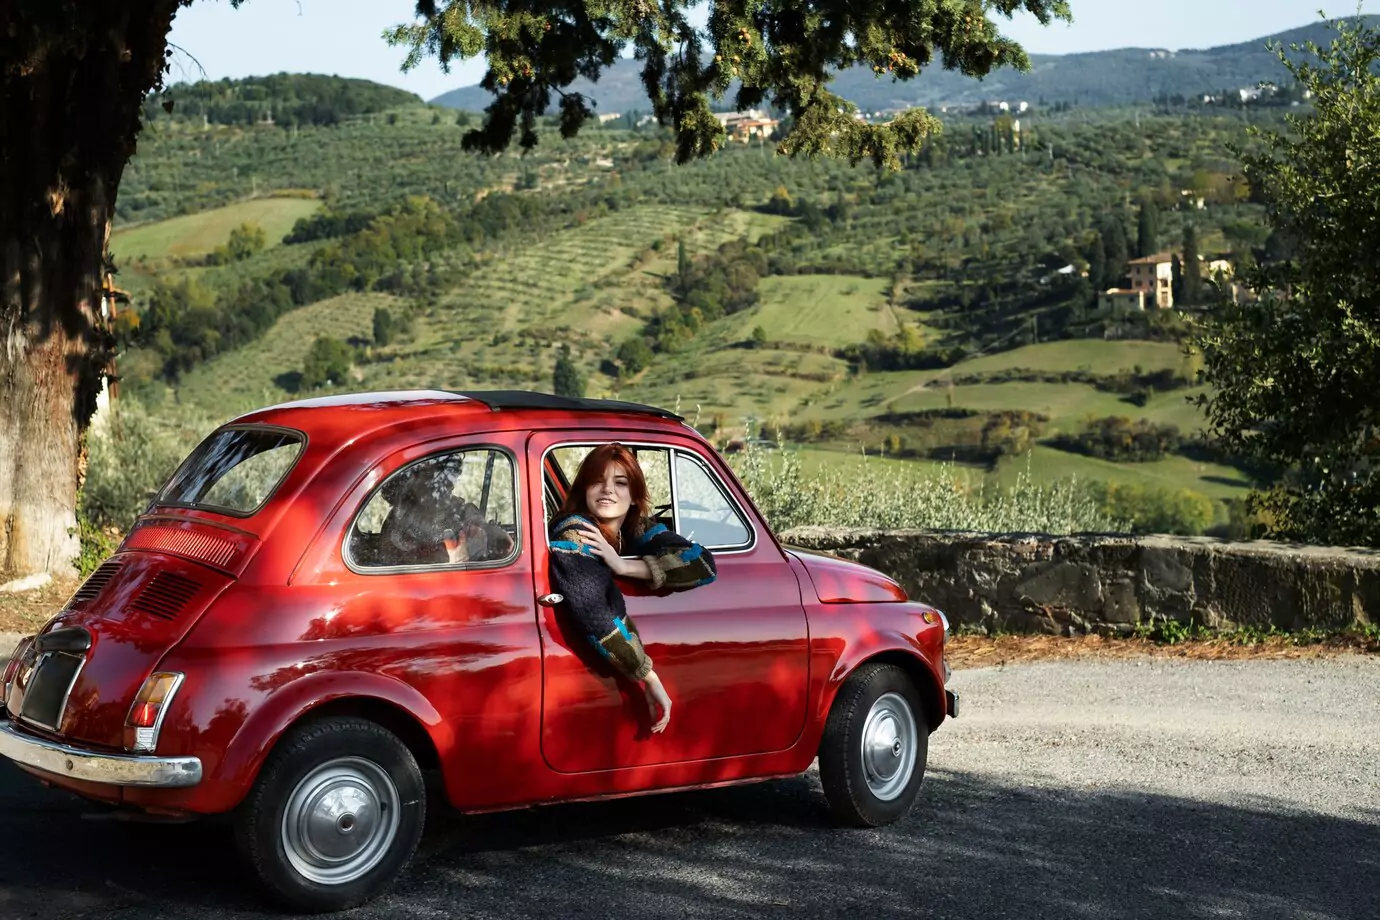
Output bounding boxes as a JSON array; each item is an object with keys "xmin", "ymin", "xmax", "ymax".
[{"xmin": 585, "ymin": 461, "xmax": 632, "ymax": 525}]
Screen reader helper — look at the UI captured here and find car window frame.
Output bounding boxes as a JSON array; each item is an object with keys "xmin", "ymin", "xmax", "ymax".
[
  {"xmin": 341, "ymin": 442, "xmax": 522, "ymax": 576},
  {"xmin": 152, "ymin": 423, "xmax": 308, "ymax": 519},
  {"xmin": 540, "ymin": 438, "xmax": 757, "ymax": 556}
]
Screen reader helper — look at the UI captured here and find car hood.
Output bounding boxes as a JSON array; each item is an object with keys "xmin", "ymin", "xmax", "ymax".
[{"xmin": 784, "ymin": 546, "xmax": 908, "ymax": 604}]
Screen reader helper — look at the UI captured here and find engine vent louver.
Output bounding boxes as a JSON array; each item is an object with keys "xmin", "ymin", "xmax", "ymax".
[
  {"xmin": 129, "ymin": 572, "xmax": 202, "ymax": 622},
  {"xmin": 69, "ymin": 561, "xmax": 123, "ymax": 607}
]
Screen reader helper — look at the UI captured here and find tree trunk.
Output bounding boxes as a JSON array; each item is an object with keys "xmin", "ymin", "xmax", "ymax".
[{"xmin": 1, "ymin": 1, "xmax": 185, "ymax": 579}]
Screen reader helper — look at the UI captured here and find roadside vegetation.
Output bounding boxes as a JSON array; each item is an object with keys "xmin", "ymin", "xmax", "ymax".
[{"xmin": 89, "ymin": 63, "xmax": 1333, "ymax": 545}]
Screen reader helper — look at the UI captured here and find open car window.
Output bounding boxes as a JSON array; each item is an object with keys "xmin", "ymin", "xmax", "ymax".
[
  {"xmin": 347, "ymin": 447, "xmax": 519, "ymax": 570},
  {"xmin": 157, "ymin": 426, "xmax": 304, "ymax": 516},
  {"xmin": 543, "ymin": 442, "xmax": 752, "ymax": 552}
]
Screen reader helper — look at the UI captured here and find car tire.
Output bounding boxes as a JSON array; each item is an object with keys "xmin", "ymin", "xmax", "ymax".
[
  {"xmin": 234, "ymin": 716, "xmax": 426, "ymax": 913},
  {"xmin": 818, "ymin": 662, "xmax": 928, "ymax": 827}
]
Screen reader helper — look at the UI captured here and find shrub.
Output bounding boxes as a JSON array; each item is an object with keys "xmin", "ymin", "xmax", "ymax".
[
  {"xmin": 81, "ymin": 400, "xmax": 217, "ymax": 532},
  {"xmin": 725, "ymin": 431, "xmax": 1128, "ymax": 535}
]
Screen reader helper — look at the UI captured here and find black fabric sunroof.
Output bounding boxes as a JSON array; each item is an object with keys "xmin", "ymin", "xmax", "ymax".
[{"xmin": 448, "ymin": 390, "xmax": 684, "ymax": 420}]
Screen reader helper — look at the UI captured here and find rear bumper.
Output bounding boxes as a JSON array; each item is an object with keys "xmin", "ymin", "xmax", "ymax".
[
  {"xmin": 0, "ymin": 719, "xmax": 201, "ymax": 788},
  {"xmin": 945, "ymin": 689, "xmax": 959, "ymax": 719}
]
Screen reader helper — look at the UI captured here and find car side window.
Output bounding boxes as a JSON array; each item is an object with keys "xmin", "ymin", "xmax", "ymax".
[
  {"xmin": 543, "ymin": 442, "xmax": 750, "ymax": 551},
  {"xmin": 548, "ymin": 445, "xmax": 673, "ymax": 530},
  {"xmin": 673, "ymin": 451, "xmax": 752, "ymax": 549},
  {"xmin": 348, "ymin": 447, "xmax": 518, "ymax": 570}
]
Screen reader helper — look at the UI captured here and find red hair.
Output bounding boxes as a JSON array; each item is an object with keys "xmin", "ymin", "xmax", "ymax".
[{"xmin": 560, "ymin": 443, "xmax": 651, "ymax": 545}]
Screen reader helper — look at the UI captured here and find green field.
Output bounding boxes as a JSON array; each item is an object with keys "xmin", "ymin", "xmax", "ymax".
[
  {"xmin": 747, "ymin": 276, "xmax": 901, "ymax": 346},
  {"xmin": 110, "ymin": 197, "xmax": 321, "ymax": 262},
  {"xmin": 917, "ymin": 339, "xmax": 1190, "ymax": 377}
]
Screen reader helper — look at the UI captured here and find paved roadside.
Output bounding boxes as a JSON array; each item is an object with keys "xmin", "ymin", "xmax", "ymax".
[{"xmin": 0, "ymin": 657, "xmax": 1376, "ymax": 919}]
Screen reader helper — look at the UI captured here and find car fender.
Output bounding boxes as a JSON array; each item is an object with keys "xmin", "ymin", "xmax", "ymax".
[
  {"xmin": 816, "ymin": 618, "xmax": 948, "ymax": 731},
  {"xmin": 218, "ymin": 669, "xmax": 455, "ymax": 793}
]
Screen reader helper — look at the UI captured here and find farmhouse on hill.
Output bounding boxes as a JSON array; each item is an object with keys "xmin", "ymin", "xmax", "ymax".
[
  {"xmin": 713, "ymin": 108, "xmax": 780, "ymax": 142},
  {"xmin": 1099, "ymin": 251, "xmax": 1237, "ymax": 311}
]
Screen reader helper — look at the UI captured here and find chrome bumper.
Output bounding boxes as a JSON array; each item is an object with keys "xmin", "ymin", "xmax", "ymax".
[{"xmin": 0, "ymin": 719, "xmax": 201, "ymax": 788}]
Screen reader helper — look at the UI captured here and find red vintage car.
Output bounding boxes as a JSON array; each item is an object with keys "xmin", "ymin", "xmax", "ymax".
[{"xmin": 0, "ymin": 390, "xmax": 957, "ymax": 912}]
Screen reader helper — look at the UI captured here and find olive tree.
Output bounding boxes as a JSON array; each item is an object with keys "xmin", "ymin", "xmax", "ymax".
[
  {"xmin": 1192, "ymin": 14, "xmax": 1380, "ymax": 546},
  {"xmin": 1, "ymin": 0, "xmax": 1069, "ymax": 578}
]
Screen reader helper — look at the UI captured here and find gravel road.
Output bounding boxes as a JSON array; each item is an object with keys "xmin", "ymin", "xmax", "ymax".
[{"xmin": 0, "ymin": 656, "xmax": 1375, "ymax": 920}]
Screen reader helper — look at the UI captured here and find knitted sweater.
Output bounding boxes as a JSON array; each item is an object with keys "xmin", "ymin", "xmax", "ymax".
[{"xmin": 548, "ymin": 513, "xmax": 717, "ymax": 681}]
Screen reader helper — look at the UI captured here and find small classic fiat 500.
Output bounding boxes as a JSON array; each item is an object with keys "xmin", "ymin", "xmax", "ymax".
[{"xmin": 0, "ymin": 390, "xmax": 956, "ymax": 912}]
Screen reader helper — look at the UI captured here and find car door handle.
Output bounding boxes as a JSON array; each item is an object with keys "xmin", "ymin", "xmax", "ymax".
[{"xmin": 537, "ymin": 593, "xmax": 564, "ymax": 607}]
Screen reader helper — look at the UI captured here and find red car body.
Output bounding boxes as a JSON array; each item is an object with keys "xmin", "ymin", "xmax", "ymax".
[{"xmin": 0, "ymin": 390, "xmax": 956, "ymax": 911}]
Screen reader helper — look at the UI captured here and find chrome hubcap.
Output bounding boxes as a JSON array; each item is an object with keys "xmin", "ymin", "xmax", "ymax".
[
  {"xmin": 861, "ymin": 692, "xmax": 917, "ymax": 801},
  {"xmin": 281, "ymin": 756, "xmax": 400, "ymax": 885}
]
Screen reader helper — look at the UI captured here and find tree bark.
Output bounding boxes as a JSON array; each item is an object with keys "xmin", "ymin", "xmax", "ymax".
[{"xmin": 1, "ymin": 1, "xmax": 186, "ymax": 578}]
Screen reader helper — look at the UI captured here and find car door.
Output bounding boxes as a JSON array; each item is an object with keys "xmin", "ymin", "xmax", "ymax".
[
  {"xmin": 288, "ymin": 432, "xmax": 546, "ymax": 807},
  {"xmin": 526, "ymin": 428, "xmax": 810, "ymax": 774}
]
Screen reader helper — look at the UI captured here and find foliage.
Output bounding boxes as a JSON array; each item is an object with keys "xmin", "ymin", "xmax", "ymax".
[
  {"xmin": 552, "ymin": 343, "xmax": 583, "ymax": 397},
  {"xmin": 301, "ymin": 336, "xmax": 355, "ymax": 390},
  {"xmin": 132, "ymin": 196, "xmax": 463, "ymax": 379},
  {"xmin": 1191, "ymin": 14, "xmax": 1380, "ymax": 546},
  {"xmin": 373, "ymin": 307, "xmax": 395, "ymax": 346},
  {"xmin": 1051, "ymin": 416, "xmax": 1185, "ymax": 462},
  {"xmin": 616, "ymin": 338, "xmax": 653, "ymax": 376},
  {"xmin": 204, "ymin": 221, "xmax": 267, "ymax": 265},
  {"xmin": 81, "ymin": 401, "xmax": 215, "ymax": 532},
  {"xmin": 726, "ymin": 431, "xmax": 1126, "ymax": 535},
  {"xmin": 386, "ymin": 0, "xmax": 1072, "ymax": 169},
  {"xmin": 1087, "ymin": 481, "xmax": 1215, "ymax": 535},
  {"xmin": 145, "ymin": 73, "xmax": 421, "ymax": 127}
]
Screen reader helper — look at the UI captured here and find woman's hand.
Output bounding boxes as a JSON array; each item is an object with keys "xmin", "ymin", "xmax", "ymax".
[
  {"xmin": 572, "ymin": 521, "xmax": 628, "ymax": 574},
  {"xmin": 572, "ymin": 522, "xmax": 651, "ymax": 579},
  {"xmin": 643, "ymin": 670, "xmax": 672, "ymax": 733}
]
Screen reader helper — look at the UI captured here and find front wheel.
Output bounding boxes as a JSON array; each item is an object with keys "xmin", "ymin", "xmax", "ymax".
[
  {"xmin": 234, "ymin": 716, "xmax": 426, "ymax": 913},
  {"xmin": 818, "ymin": 663, "xmax": 928, "ymax": 827}
]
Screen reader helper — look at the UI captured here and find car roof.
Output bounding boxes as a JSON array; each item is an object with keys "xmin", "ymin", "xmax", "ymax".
[{"xmin": 225, "ymin": 389, "xmax": 690, "ymax": 451}]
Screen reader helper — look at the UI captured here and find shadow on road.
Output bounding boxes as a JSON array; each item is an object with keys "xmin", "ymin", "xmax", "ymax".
[{"xmin": 0, "ymin": 760, "xmax": 1374, "ymax": 919}]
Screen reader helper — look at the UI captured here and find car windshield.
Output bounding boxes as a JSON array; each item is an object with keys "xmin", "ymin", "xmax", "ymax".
[{"xmin": 156, "ymin": 426, "xmax": 304, "ymax": 515}]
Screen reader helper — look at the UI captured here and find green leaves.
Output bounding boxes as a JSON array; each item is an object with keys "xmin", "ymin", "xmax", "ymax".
[
  {"xmin": 386, "ymin": 0, "xmax": 1072, "ymax": 168},
  {"xmin": 1192, "ymin": 13, "xmax": 1380, "ymax": 546}
]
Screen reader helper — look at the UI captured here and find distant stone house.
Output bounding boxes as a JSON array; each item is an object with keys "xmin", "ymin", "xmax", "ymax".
[
  {"xmin": 1097, "ymin": 288, "xmax": 1149, "ymax": 312},
  {"xmin": 1127, "ymin": 252, "xmax": 1176, "ymax": 308}
]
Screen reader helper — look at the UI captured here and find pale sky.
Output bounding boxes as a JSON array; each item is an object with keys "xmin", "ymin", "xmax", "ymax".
[{"xmin": 166, "ymin": 0, "xmax": 1375, "ymax": 102}]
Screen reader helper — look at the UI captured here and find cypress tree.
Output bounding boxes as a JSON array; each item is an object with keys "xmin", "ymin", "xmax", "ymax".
[
  {"xmin": 553, "ymin": 344, "xmax": 584, "ymax": 397},
  {"xmin": 1136, "ymin": 201, "xmax": 1160, "ymax": 258},
  {"xmin": 1182, "ymin": 223, "xmax": 1202, "ymax": 305}
]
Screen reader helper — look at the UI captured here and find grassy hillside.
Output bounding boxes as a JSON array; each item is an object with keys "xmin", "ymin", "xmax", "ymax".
[
  {"xmin": 103, "ymin": 98, "xmax": 1287, "ymax": 537},
  {"xmin": 171, "ymin": 292, "xmax": 402, "ymax": 415},
  {"xmin": 110, "ymin": 197, "xmax": 320, "ymax": 261}
]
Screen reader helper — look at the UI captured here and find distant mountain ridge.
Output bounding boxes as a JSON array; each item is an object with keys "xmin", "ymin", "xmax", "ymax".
[{"xmin": 430, "ymin": 16, "xmax": 1377, "ymax": 114}]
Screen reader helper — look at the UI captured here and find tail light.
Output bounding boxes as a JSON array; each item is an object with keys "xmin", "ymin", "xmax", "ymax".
[{"xmin": 124, "ymin": 671, "xmax": 185, "ymax": 753}]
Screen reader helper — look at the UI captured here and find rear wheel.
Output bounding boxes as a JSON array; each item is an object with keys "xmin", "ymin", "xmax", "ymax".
[
  {"xmin": 818, "ymin": 663, "xmax": 928, "ymax": 827},
  {"xmin": 234, "ymin": 717, "xmax": 426, "ymax": 913}
]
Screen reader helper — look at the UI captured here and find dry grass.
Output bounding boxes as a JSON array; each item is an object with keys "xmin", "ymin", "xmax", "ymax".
[{"xmin": 0, "ymin": 577, "xmax": 83, "ymax": 636}]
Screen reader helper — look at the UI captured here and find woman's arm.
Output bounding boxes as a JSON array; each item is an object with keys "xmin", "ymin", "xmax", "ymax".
[{"xmin": 633, "ymin": 523, "xmax": 717, "ymax": 591}]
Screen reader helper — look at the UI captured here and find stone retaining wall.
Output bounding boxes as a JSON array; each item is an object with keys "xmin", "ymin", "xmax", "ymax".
[{"xmin": 779, "ymin": 528, "xmax": 1380, "ymax": 634}]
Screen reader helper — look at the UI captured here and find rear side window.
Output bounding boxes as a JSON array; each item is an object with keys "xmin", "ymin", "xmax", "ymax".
[
  {"xmin": 157, "ymin": 427, "xmax": 304, "ymax": 516},
  {"xmin": 347, "ymin": 447, "xmax": 519, "ymax": 570}
]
